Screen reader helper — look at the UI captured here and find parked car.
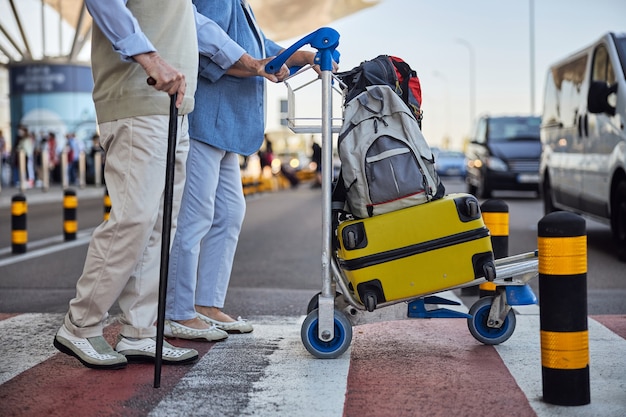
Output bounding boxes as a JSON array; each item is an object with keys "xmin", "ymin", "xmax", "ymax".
[
  {"xmin": 435, "ymin": 150, "xmax": 466, "ymax": 178},
  {"xmin": 465, "ymin": 115, "xmax": 542, "ymax": 198},
  {"xmin": 539, "ymin": 32, "xmax": 626, "ymax": 261}
]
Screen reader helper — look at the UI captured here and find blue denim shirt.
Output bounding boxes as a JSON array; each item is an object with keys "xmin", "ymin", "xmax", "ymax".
[{"xmin": 190, "ymin": 0, "xmax": 283, "ymax": 156}]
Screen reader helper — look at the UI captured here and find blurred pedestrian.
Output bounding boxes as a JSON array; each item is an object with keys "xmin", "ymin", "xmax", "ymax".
[
  {"xmin": 47, "ymin": 132, "xmax": 60, "ymax": 183},
  {"xmin": 0, "ymin": 129, "xmax": 7, "ymax": 186},
  {"xmin": 16, "ymin": 127, "xmax": 35, "ymax": 188},
  {"xmin": 311, "ymin": 141, "xmax": 322, "ymax": 188},
  {"xmin": 66, "ymin": 133, "xmax": 79, "ymax": 185}
]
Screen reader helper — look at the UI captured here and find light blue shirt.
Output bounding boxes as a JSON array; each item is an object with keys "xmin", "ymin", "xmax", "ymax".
[
  {"xmin": 84, "ymin": 0, "xmax": 246, "ymax": 70},
  {"xmin": 190, "ymin": 0, "xmax": 283, "ymax": 156}
]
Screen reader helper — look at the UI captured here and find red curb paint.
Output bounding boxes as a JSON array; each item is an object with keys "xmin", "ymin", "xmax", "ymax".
[
  {"xmin": 592, "ymin": 315, "xmax": 626, "ymax": 339},
  {"xmin": 0, "ymin": 323, "xmax": 217, "ymax": 417},
  {"xmin": 343, "ymin": 319, "xmax": 537, "ymax": 417}
]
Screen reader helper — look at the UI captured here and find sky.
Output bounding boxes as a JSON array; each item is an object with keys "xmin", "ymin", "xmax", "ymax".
[
  {"xmin": 1, "ymin": 0, "xmax": 625, "ymax": 152},
  {"xmin": 265, "ymin": 0, "xmax": 626, "ymax": 150}
]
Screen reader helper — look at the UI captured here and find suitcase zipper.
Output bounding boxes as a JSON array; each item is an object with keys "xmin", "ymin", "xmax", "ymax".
[{"xmin": 339, "ymin": 227, "xmax": 490, "ymax": 271}]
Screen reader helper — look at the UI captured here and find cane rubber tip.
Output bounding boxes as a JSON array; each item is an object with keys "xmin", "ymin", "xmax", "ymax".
[{"xmin": 147, "ymin": 77, "xmax": 156, "ymax": 86}]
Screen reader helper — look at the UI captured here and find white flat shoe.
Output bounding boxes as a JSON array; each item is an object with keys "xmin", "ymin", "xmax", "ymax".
[
  {"xmin": 197, "ymin": 313, "xmax": 254, "ymax": 334},
  {"xmin": 164, "ymin": 320, "xmax": 228, "ymax": 342}
]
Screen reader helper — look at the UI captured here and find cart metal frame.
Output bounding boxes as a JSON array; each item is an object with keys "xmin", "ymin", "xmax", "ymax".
[{"xmin": 266, "ymin": 28, "xmax": 539, "ymax": 358}]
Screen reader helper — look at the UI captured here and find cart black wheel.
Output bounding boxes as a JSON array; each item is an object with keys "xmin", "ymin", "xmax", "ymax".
[
  {"xmin": 306, "ymin": 291, "xmax": 342, "ymax": 314},
  {"xmin": 301, "ymin": 309, "xmax": 352, "ymax": 359},
  {"xmin": 467, "ymin": 296, "xmax": 516, "ymax": 345}
]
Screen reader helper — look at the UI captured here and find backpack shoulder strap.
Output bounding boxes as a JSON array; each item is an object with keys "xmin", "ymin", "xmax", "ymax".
[{"xmin": 389, "ymin": 57, "xmax": 414, "ymax": 104}]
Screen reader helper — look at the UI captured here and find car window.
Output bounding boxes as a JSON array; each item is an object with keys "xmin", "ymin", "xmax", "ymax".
[
  {"xmin": 614, "ymin": 35, "xmax": 626, "ymax": 80},
  {"xmin": 475, "ymin": 118, "xmax": 487, "ymax": 144},
  {"xmin": 592, "ymin": 44, "xmax": 615, "ymax": 85},
  {"xmin": 487, "ymin": 117, "xmax": 541, "ymax": 142}
]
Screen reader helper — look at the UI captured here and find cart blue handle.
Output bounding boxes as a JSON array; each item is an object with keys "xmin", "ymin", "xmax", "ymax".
[{"xmin": 265, "ymin": 27, "xmax": 340, "ymax": 74}]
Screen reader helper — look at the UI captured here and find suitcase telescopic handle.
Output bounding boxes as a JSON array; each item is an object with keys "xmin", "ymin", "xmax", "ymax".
[{"xmin": 265, "ymin": 27, "xmax": 340, "ymax": 75}]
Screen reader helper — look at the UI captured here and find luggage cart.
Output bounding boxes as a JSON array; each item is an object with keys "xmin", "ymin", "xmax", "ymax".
[{"xmin": 266, "ymin": 28, "xmax": 539, "ymax": 359}]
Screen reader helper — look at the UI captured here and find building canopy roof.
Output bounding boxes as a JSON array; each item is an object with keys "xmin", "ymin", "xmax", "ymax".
[{"xmin": 0, "ymin": 0, "xmax": 377, "ymax": 65}]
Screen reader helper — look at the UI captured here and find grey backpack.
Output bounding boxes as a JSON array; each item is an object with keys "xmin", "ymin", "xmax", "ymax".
[{"xmin": 334, "ymin": 85, "xmax": 444, "ymax": 218}]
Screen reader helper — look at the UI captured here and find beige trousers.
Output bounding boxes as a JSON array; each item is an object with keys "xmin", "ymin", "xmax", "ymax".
[{"xmin": 65, "ymin": 115, "xmax": 189, "ymax": 339}]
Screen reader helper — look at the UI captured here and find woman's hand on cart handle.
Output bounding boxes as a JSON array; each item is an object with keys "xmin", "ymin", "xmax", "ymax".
[
  {"xmin": 265, "ymin": 27, "xmax": 340, "ymax": 74},
  {"xmin": 225, "ymin": 54, "xmax": 289, "ymax": 82}
]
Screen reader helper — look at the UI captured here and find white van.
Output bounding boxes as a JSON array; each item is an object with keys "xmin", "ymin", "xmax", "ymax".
[{"xmin": 539, "ymin": 32, "xmax": 626, "ymax": 261}]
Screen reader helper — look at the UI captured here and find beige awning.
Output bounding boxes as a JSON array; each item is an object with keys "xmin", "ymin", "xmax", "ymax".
[
  {"xmin": 43, "ymin": 0, "xmax": 91, "ymax": 37},
  {"xmin": 1, "ymin": 0, "xmax": 378, "ymax": 63},
  {"xmin": 248, "ymin": 0, "xmax": 378, "ymax": 41},
  {"xmin": 44, "ymin": 0, "xmax": 378, "ymax": 41}
]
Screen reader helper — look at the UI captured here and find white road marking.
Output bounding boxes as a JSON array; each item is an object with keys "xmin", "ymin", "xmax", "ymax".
[{"xmin": 0, "ymin": 313, "xmax": 63, "ymax": 384}]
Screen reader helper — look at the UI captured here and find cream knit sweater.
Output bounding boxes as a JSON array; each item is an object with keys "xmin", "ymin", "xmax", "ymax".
[{"xmin": 90, "ymin": 0, "xmax": 198, "ymax": 122}]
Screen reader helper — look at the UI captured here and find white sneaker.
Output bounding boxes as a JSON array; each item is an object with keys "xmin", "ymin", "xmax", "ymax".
[
  {"xmin": 164, "ymin": 320, "xmax": 228, "ymax": 342},
  {"xmin": 54, "ymin": 324, "xmax": 127, "ymax": 369},
  {"xmin": 115, "ymin": 336, "xmax": 198, "ymax": 365}
]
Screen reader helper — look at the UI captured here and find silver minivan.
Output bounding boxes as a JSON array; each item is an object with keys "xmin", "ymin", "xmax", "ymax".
[{"xmin": 540, "ymin": 32, "xmax": 626, "ymax": 260}]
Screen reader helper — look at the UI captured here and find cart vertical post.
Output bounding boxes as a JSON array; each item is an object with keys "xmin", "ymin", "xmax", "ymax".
[
  {"xmin": 264, "ymin": 27, "xmax": 345, "ymax": 353},
  {"xmin": 317, "ymin": 64, "xmax": 336, "ymax": 342}
]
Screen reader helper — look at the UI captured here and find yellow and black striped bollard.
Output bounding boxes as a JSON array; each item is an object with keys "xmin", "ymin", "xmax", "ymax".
[
  {"xmin": 11, "ymin": 194, "xmax": 27, "ymax": 254},
  {"xmin": 538, "ymin": 211, "xmax": 590, "ymax": 406},
  {"xmin": 480, "ymin": 199, "xmax": 509, "ymax": 297},
  {"xmin": 103, "ymin": 187, "xmax": 111, "ymax": 221},
  {"xmin": 63, "ymin": 189, "xmax": 78, "ymax": 241}
]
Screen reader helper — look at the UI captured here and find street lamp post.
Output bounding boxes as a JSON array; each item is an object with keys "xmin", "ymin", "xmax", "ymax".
[
  {"xmin": 432, "ymin": 71, "xmax": 451, "ymax": 148},
  {"xmin": 456, "ymin": 39, "xmax": 476, "ymax": 133},
  {"xmin": 529, "ymin": 0, "xmax": 536, "ymax": 115}
]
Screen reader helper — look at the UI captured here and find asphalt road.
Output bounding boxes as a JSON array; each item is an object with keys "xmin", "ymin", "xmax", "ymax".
[
  {"xmin": 1, "ymin": 179, "xmax": 625, "ymax": 417},
  {"xmin": 0, "ymin": 178, "xmax": 625, "ymax": 315}
]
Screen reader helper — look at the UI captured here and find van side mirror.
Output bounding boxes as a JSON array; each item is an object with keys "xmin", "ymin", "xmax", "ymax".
[{"xmin": 588, "ymin": 81, "xmax": 617, "ymax": 116}]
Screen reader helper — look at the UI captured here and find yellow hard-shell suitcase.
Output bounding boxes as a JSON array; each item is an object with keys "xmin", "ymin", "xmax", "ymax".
[{"xmin": 336, "ymin": 193, "xmax": 495, "ymax": 310}]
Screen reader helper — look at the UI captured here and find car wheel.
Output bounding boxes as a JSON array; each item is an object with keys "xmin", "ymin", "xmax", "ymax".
[
  {"xmin": 542, "ymin": 174, "xmax": 559, "ymax": 215},
  {"xmin": 467, "ymin": 182, "xmax": 478, "ymax": 196},
  {"xmin": 477, "ymin": 174, "xmax": 492, "ymax": 199},
  {"xmin": 611, "ymin": 180, "xmax": 626, "ymax": 262}
]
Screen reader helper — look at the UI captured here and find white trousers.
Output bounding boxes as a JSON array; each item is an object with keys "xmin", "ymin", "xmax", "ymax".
[
  {"xmin": 65, "ymin": 115, "xmax": 189, "ymax": 339},
  {"xmin": 165, "ymin": 140, "xmax": 245, "ymax": 321}
]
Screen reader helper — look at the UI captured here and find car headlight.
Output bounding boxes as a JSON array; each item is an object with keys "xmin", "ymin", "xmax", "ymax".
[{"xmin": 487, "ymin": 157, "xmax": 508, "ymax": 171}]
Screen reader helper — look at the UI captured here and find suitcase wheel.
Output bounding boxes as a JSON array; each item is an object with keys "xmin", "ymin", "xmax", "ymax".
[
  {"xmin": 454, "ymin": 195, "xmax": 481, "ymax": 221},
  {"xmin": 483, "ymin": 262, "xmax": 496, "ymax": 282},
  {"xmin": 356, "ymin": 280, "xmax": 386, "ymax": 312},
  {"xmin": 363, "ymin": 292, "xmax": 378, "ymax": 312},
  {"xmin": 346, "ymin": 230, "xmax": 357, "ymax": 250},
  {"xmin": 341, "ymin": 222, "xmax": 367, "ymax": 250},
  {"xmin": 465, "ymin": 198, "xmax": 479, "ymax": 218}
]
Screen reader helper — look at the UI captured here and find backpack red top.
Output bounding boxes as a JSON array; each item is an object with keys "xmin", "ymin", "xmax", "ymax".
[{"xmin": 389, "ymin": 56, "xmax": 423, "ymax": 123}]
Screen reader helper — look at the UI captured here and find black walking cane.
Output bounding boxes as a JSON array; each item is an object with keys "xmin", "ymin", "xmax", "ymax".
[{"xmin": 148, "ymin": 77, "xmax": 178, "ymax": 388}]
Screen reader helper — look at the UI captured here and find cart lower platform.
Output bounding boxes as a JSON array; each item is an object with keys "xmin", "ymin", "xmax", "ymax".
[
  {"xmin": 264, "ymin": 28, "xmax": 540, "ymax": 360},
  {"xmin": 301, "ymin": 251, "xmax": 538, "ymax": 359}
]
